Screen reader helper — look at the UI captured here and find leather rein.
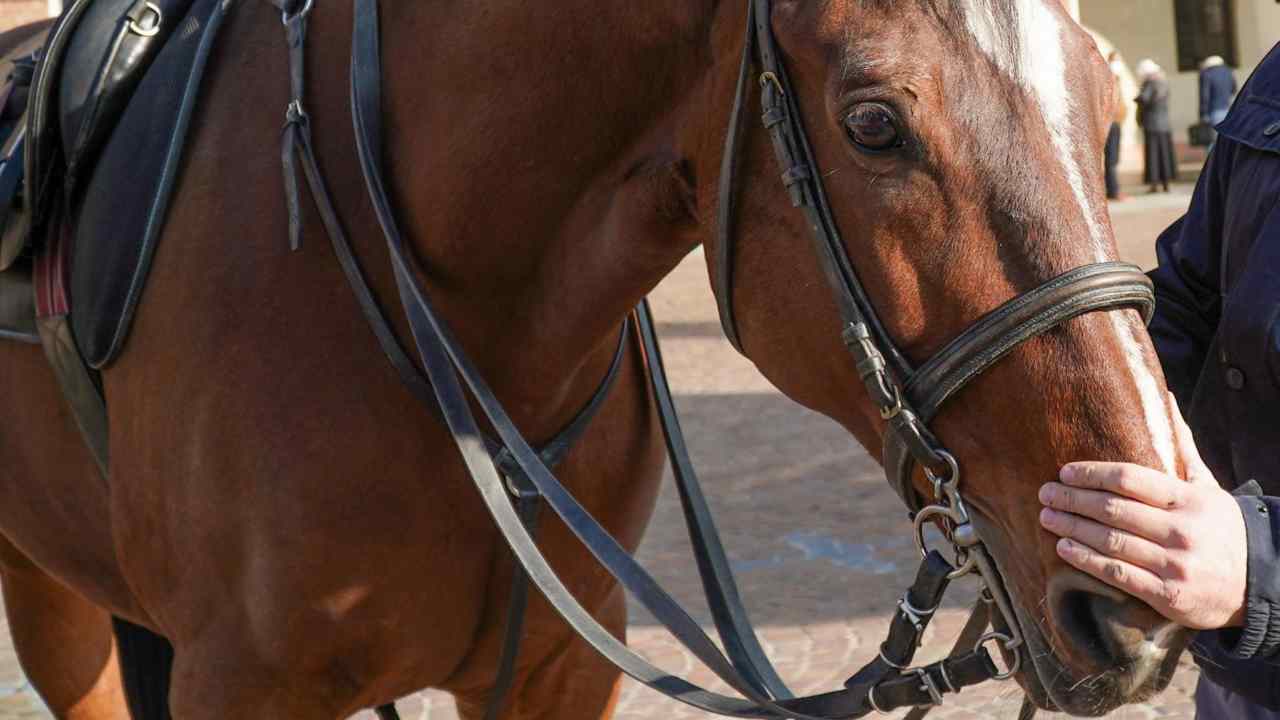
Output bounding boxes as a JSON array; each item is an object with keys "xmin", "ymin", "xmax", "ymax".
[{"xmin": 266, "ymin": 0, "xmax": 1155, "ymax": 718}]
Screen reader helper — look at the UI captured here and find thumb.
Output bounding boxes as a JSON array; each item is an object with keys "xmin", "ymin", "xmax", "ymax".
[{"xmin": 1168, "ymin": 392, "xmax": 1214, "ymax": 485}]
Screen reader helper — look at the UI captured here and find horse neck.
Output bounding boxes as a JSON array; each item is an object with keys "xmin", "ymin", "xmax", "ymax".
[{"xmin": 371, "ymin": 2, "xmax": 726, "ymax": 436}]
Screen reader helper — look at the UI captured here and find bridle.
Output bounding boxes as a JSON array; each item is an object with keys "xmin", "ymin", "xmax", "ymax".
[
  {"xmin": 712, "ymin": 0, "xmax": 1156, "ymax": 711},
  {"xmin": 266, "ymin": 0, "xmax": 1156, "ymax": 718},
  {"xmin": 716, "ymin": 0, "xmax": 1155, "ymax": 512}
]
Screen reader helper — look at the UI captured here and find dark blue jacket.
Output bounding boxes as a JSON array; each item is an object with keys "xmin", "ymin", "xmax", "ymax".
[
  {"xmin": 1149, "ymin": 43, "xmax": 1280, "ymax": 710},
  {"xmin": 1200, "ymin": 63, "xmax": 1239, "ymax": 120}
]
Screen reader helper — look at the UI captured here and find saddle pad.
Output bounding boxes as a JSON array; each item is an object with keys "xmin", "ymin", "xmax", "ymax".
[{"xmin": 70, "ymin": 0, "xmax": 227, "ymax": 368}]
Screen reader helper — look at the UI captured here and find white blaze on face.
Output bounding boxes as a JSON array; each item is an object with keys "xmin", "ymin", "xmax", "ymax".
[
  {"xmin": 963, "ymin": 0, "xmax": 1107, "ymax": 262},
  {"xmin": 1112, "ymin": 313, "xmax": 1177, "ymax": 473},
  {"xmin": 965, "ymin": 1, "xmax": 1177, "ymax": 474}
]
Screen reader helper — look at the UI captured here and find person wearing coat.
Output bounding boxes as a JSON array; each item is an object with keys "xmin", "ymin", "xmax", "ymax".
[
  {"xmin": 1036, "ymin": 44, "xmax": 1280, "ymax": 719},
  {"xmin": 1201, "ymin": 55, "xmax": 1239, "ymax": 127},
  {"xmin": 1135, "ymin": 58, "xmax": 1178, "ymax": 193},
  {"xmin": 1104, "ymin": 51, "xmax": 1129, "ymax": 201}
]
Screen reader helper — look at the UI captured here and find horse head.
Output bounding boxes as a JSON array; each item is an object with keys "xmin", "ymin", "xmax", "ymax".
[{"xmin": 697, "ymin": 0, "xmax": 1186, "ymax": 713}]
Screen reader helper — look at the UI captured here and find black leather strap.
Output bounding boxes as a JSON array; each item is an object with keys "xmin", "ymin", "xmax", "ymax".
[
  {"xmin": 882, "ymin": 263, "xmax": 1155, "ymax": 512},
  {"xmin": 376, "ymin": 492, "xmax": 543, "ymax": 720},
  {"xmin": 905, "ymin": 262, "xmax": 1155, "ymax": 424},
  {"xmin": 712, "ymin": 0, "xmax": 755, "ymax": 355},
  {"xmin": 903, "ymin": 599, "xmax": 993, "ymax": 720},
  {"xmin": 637, "ymin": 300, "xmax": 791, "ymax": 700},
  {"xmin": 276, "ymin": 7, "xmax": 623, "ymax": 717}
]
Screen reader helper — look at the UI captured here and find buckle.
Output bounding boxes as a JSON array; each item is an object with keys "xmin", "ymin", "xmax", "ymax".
[
  {"xmin": 914, "ymin": 668, "xmax": 944, "ymax": 706},
  {"xmin": 127, "ymin": 2, "xmax": 163, "ymax": 37},
  {"xmin": 897, "ymin": 593, "xmax": 938, "ymax": 638},
  {"xmin": 758, "ymin": 71, "xmax": 785, "ymax": 95},
  {"xmin": 281, "ymin": 0, "xmax": 314, "ymax": 25}
]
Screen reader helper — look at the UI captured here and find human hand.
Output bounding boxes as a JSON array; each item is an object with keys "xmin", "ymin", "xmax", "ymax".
[{"xmin": 1039, "ymin": 401, "xmax": 1247, "ymax": 630}]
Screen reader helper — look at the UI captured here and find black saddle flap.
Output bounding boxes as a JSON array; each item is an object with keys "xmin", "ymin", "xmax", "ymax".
[{"xmin": 71, "ymin": 0, "xmax": 224, "ymax": 367}]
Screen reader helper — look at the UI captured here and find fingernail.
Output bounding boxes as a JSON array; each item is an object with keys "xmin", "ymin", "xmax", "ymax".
[
  {"xmin": 1057, "ymin": 538, "xmax": 1074, "ymax": 556},
  {"xmin": 1039, "ymin": 508, "xmax": 1057, "ymax": 528},
  {"xmin": 1060, "ymin": 465, "xmax": 1079, "ymax": 483},
  {"xmin": 1039, "ymin": 483, "xmax": 1055, "ymax": 504}
]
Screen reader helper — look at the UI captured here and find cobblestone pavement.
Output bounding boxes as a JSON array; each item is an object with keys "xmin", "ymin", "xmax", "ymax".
[{"xmin": 0, "ymin": 27, "xmax": 1203, "ymax": 712}]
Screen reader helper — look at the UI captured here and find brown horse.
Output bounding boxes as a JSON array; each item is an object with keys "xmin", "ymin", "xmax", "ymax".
[{"xmin": 0, "ymin": 1, "xmax": 1186, "ymax": 718}]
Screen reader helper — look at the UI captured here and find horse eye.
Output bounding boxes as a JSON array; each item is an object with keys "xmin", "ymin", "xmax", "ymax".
[{"xmin": 844, "ymin": 104, "xmax": 903, "ymax": 152}]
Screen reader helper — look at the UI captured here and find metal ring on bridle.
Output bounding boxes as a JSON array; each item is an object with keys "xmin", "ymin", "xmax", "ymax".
[
  {"xmin": 913, "ymin": 505, "xmax": 965, "ymax": 557},
  {"xmin": 975, "ymin": 631, "xmax": 1022, "ymax": 681},
  {"xmin": 939, "ymin": 661, "xmax": 957, "ymax": 693},
  {"xmin": 867, "ymin": 685, "xmax": 888, "ymax": 714},
  {"xmin": 923, "ymin": 449, "xmax": 961, "ymax": 497},
  {"xmin": 127, "ymin": 2, "xmax": 162, "ymax": 36},
  {"xmin": 946, "ymin": 548, "xmax": 979, "ymax": 579},
  {"xmin": 900, "ymin": 593, "xmax": 940, "ymax": 619},
  {"xmin": 876, "ymin": 645, "xmax": 906, "ymax": 670},
  {"xmin": 281, "ymin": 0, "xmax": 314, "ymax": 25},
  {"xmin": 878, "ymin": 386, "xmax": 904, "ymax": 421}
]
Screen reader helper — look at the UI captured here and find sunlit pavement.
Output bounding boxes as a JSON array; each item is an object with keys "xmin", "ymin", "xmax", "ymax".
[{"xmin": 0, "ymin": 79, "xmax": 1202, "ymax": 717}]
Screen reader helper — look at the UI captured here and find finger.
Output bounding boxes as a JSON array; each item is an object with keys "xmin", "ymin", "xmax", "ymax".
[
  {"xmin": 1168, "ymin": 393, "xmax": 1215, "ymax": 486},
  {"xmin": 1039, "ymin": 482, "xmax": 1176, "ymax": 543},
  {"xmin": 1040, "ymin": 509, "xmax": 1169, "ymax": 574},
  {"xmin": 1055, "ymin": 538, "xmax": 1169, "ymax": 609},
  {"xmin": 1056, "ymin": 462, "xmax": 1184, "ymax": 510}
]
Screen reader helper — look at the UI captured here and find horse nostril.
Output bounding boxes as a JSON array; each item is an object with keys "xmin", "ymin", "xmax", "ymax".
[
  {"xmin": 1054, "ymin": 589, "xmax": 1113, "ymax": 668},
  {"xmin": 1050, "ymin": 576, "xmax": 1173, "ymax": 671},
  {"xmin": 1084, "ymin": 593, "xmax": 1151, "ymax": 663}
]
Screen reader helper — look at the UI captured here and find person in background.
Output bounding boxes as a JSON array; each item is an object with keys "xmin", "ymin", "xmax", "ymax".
[
  {"xmin": 1037, "ymin": 44, "xmax": 1280, "ymax": 720},
  {"xmin": 1136, "ymin": 59, "xmax": 1177, "ymax": 194},
  {"xmin": 1104, "ymin": 51, "xmax": 1130, "ymax": 201},
  {"xmin": 1201, "ymin": 55, "xmax": 1239, "ymax": 129}
]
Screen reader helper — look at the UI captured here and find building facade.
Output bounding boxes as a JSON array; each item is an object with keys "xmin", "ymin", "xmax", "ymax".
[{"xmin": 1077, "ymin": 0, "xmax": 1280, "ymax": 166}]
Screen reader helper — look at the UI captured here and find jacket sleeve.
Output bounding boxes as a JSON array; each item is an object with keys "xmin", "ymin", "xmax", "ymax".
[
  {"xmin": 1193, "ymin": 488, "xmax": 1280, "ymax": 709},
  {"xmin": 1146, "ymin": 139, "xmax": 1234, "ymax": 408}
]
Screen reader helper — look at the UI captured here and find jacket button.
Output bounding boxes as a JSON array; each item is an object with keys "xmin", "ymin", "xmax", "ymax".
[
  {"xmin": 1266, "ymin": 122, "xmax": 1280, "ymax": 137},
  {"xmin": 1226, "ymin": 366, "xmax": 1246, "ymax": 390}
]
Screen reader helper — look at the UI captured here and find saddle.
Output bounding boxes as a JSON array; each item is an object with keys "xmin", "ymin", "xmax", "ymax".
[{"xmin": 0, "ymin": 0, "xmax": 227, "ymax": 474}]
